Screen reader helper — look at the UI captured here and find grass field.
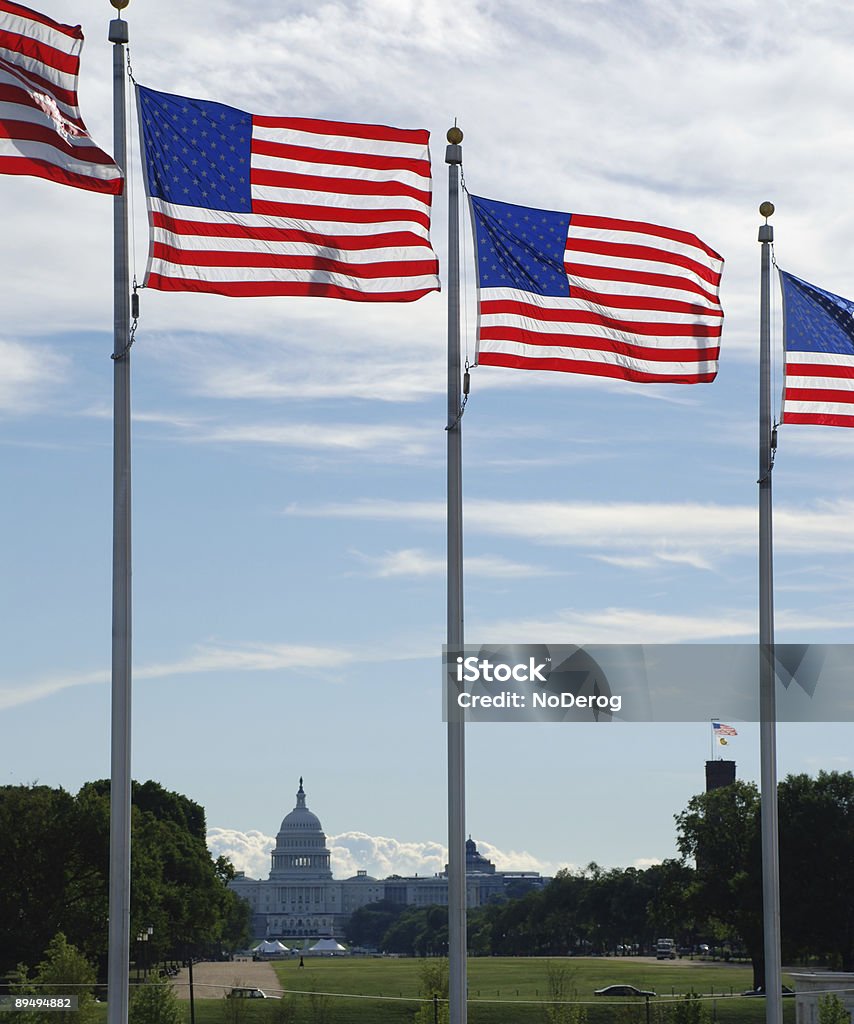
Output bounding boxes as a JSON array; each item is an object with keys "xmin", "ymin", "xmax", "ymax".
[{"xmin": 126, "ymin": 956, "xmax": 797, "ymax": 1024}]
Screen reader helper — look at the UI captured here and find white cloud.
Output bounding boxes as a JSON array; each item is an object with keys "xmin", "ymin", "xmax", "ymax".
[
  {"xmin": 354, "ymin": 548, "xmax": 561, "ymax": 579},
  {"xmin": 207, "ymin": 827, "xmax": 566, "ymax": 880},
  {"xmin": 0, "ymin": 339, "xmax": 68, "ymax": 415}
]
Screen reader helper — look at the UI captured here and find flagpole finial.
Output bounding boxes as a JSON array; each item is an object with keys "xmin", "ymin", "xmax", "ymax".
[
  {"xmin": 110, "ymin": 0, "xmax": 130, "ymax": 8},
  {"xmin": 759, "ymin": 201, "xmax": 775, "ymax": 221},
  {"xmin": 447, "ymin": 126, "xmax": 464, "ymax": 145}
]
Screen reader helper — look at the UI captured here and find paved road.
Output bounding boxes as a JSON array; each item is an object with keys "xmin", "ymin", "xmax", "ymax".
[{"xmin": 169, "ymin": 960, "xmax": 281, "ymax": 1000}]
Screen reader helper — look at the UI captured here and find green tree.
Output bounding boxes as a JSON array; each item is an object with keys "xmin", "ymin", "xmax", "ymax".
[
  {"xmin": 819, "ymin": 993, "xmax": 851, "ymax": 1024},
  {"xmin": 779, "ymin": 771, "xmax": 854, "ymax": 970},
  {"xmin": 129, "ymin": 978, "xmax": 183, "ymax": 1024},
  {"xmin": 414, "ymin": 958, "xmax": 448, "ymax": 1024},
  {"xmin": 675, "ymin": 781, "xmax": 764, "ymax": 988},
  {"xmin": 345, "ymin": 899, "xmax": 405, "ymax": 948},
  {"xmin": 12, "ymin": 933, "xmax": 98, "ymax": 1024}
]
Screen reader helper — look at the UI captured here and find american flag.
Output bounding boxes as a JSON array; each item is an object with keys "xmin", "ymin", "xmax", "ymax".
[
  {"xmin": 469, "ymin": 195, "xmax": 723, "ymax": 383},
  {"xmin": 0, "ymin": 0, "xmax": 121, "ymax": 193},
  {"xmin": 136, "ymin": 86, "xmax": 440, "ymax": 302},
  {"xmin": 780, "ymin": 270, "xmax": 854, "ymax": 427},
  {"xmin": 713, "ymin": 722, "xmax": 737, "ymax": 737}
]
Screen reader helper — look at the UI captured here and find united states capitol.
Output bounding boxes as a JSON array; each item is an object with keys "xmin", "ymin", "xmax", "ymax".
[{"xmin": 229, "ymin": 779, "xmax": 548, "ymax": 940}]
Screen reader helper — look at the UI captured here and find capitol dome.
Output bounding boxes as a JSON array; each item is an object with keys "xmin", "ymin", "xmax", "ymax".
[{"xmin": 269, "ymin": 778, "xmax": 333, "ymax": 880}]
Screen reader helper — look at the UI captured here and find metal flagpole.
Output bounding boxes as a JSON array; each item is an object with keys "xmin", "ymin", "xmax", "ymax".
[
  {"xmin": 758, "ymin": 201, "xmax": 783, "ymax": 1024},
  {"xmin": 107, "ymin": 3, "xmax": 133, "ymax": 1024},
  {"xmin": 445, "ymin": 125, "xmax": 466, "ymax": 1024}
]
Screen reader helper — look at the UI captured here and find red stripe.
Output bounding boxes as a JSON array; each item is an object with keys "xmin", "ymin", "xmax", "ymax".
[
  {"xmin": 0, "ymin": 117, "xmax": 116, "ymax": 163},
  {"xmin": 250, "ymin": 167, "xmax": 431, "ymax": 205},
  {"xmin": 151, "ymin": 211, "xmax": 428, "ymax": 252},
  {"xmin": 478, "ymin": 325, "xmax": 720, "ymax": 363},
  {"xmin": 250, "ymin": 137, "xmax": 430, "ymax": 177},
  {"xmin": 786, "ymin": 360, "xmax": 854, "ymax": 379},
  {"xmin": 251, "ymin": 116, "xmax": 429, "ymax": 147},
  {"xmin": 0, "ymin": 1, "xmax": 81, "ymax": 40},
  {"xmin": 566, "ymin": 236, "xmax": 722, "ymax": 288},
  {"xmin": 251, "ymin": 198, "xmax": 431, "ymax": 231},
  {"xmin": 570, "ymin": 213, "xmax": 723, "ymax": 263},
  {"xmin": 568, "ymin": 285, "xmax": 723, "ymax": 318},
  {"xmin": 477, "ymin": 350, "xmax": 716, "ymax": 383},
  {"xmin": 565, "ymin": 261, "xmax": 721, "ymax": 307},
  {"xmin": 480, "ymin": 299, "xmax": 722, "ymax": 338},
  {"xmin": 151, "ymin": 242, "xmax": 438, "ymax": 279},
  {"xmin": 146, "ymin": 272, "xmax": 436, "ymax": 302},
  {"xmin": 0, "ymin": 82, "xmax": 86, "ymax": 131},
  {"xmin": 784, "ymin": 387, "xmax": 854, "ymax": 406},
  {"xmin": 783, "ymin": 410, "xmax": 854, "ymax": 427},
  {"xmin": 0, "ymin": 54, "xmax": 79, "ymax": 109},
  {"xmin": 0, "ymin": 26, "xmax": 79, "ymax": 76},
  {"xmin": 0, "ymin": 153, "xmax": 122, "ymax": 193}
]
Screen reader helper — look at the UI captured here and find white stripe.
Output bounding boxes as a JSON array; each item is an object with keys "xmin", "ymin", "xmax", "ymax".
[
  {"xmin": 0, "ymin": 98, "xmax": 100, "ymax": 148},
  {"xmin": 250, "ymin": 151, "xmax": 430, "ymax": 189},
  {"xmin": 784, "ymin": 399, "xmax": 854, "ymax": 416},
  {"xmin": 150, "ymin": 226, "xmax": 433, "ymax": 265},
  {"xmin": 0, "ymin": 9, "xmax": 79, "ymax": 56},
  {"xmin": 785, "ymin": 374, "xmax": 854, "ymax": 390},
  {"xmin": 785, "ymin": 351, "xmax": 854, "ymax": 368},
  {"xmin": 0, "ymin": 136, "xmax": 121, "ymax": 180},
  {"xmin": 564, "ymin": 274, "xmax": 721, "ymax": 309},
  {"xmin": 147, "ymin": 259, "xmax": 439, "ymax": 293},
  {"xmin": 478, "ymin": 338, "xmax": 717, "ymax": 376},
  {"xmin": 250, "ymin": 182, "xmax": 432, "ymax": 217},
  {"xmin": 568, "ymin": 222, "xmax": 723, "ymax": 272},
  {"xmin": 564, "ymin": 248, "xmax": 717, "ymax": 296},
  {"xmin": 149, "ymin": 199, "xmax": 433, "ymax": 241},
  {"xmin": 0, "ymin": 46, "xmax": 79, "ymax": 97},
  {"xmin": 251, "ymin": 124, "xmax": 429, "ymax": 162},
  {"xmin": 479, "ymin": 312, "xmax": 718, "ymax": 348},
  {"xmin": 480, "ymin": 286, "xmax": 723, "ymax": 319},
  {"xmin": 0, "ymin": 64, "xmax": 82, "ymax": 122}
]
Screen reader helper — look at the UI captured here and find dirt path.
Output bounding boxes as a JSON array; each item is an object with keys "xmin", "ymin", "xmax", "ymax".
[{"xmin": 169, "ymin": 960, "xmax": 282, "ymax": 1000}]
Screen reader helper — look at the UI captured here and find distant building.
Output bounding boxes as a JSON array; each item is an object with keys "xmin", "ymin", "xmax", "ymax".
[
  {"xmin": 705, "ymin": 760, "xmax": 736, "ymax": 792},
  {"xmin": 228, "ymin": 779, "xmax": 547, "ymax": 940}
]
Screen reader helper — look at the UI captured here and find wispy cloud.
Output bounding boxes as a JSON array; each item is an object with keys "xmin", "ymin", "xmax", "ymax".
[
  {"xmin": 0, "ymin": 339, "xmax": 68, "ymax": 415},
  {"xmin": 352, "ymin": 548, "xmax": 562, "ymax": 579},
  {"xmin": 0, "ymin": 642, "xmax": 355, "ymax": 712},
  {"xmin": 288, "ymin": 497, "xmax": 854, "ymax": 563}
]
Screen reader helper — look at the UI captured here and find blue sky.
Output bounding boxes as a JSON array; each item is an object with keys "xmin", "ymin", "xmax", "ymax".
[{"xmin": 3, "ymin": 0, "xmax": 854, "ymax": 882}]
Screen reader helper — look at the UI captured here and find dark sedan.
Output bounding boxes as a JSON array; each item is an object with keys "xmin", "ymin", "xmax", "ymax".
[{"xmin": 595, "ymin": 985, "xmax": 657, "ymax": 998}]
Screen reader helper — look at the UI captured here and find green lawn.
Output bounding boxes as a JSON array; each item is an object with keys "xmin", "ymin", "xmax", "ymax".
[{"xmin": 97, "ymin": 957, "xmax": 797, "ymax": 1024}]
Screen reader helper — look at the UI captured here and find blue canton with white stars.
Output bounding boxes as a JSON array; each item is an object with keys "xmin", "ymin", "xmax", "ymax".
[
  {"xmin": 781, "ymin": 270, "xmax": 854, "ymax": 355},
  {"xmin": 469, "ymin": 195, "xmax": 570, "ymax": 297},
  {"xmin": 137, "ymin": 85, "xmax": 253, "ymax": 213}
]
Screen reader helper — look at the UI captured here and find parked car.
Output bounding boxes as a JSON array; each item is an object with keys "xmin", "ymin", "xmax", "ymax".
[
  {"xmin": 595, "ymin": 985, "xmax": 657, "ymax": 998},
  {"xmin": 740, "ymin": 985, "xmax": 795, "ymax": 998},
  {"xmin": 227, "ymin": 988, "xmax": 267, "ymax": 999}
]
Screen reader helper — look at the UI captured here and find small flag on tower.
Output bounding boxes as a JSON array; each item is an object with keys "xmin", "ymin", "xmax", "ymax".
[
  {"xmin": 780, "ymin": 270, "xmax": 854, "ymax": 427},
  {"xmin": 0, "ymin": 0, "xmax": 122, "ymax": 193},
  {"xmin": 136, "ymin": 86, "xmax": 440, "ymax": 302},
  {"xmin": 713, "ymin": 721, "xmax": 737, "ymax": 746},
  {"xmin": 469, "ymin": 195, "xmax": 724, "ymax": 384}
]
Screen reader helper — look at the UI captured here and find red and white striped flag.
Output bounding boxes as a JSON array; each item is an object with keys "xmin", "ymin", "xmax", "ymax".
[
  {"xmin": 136, "ymin": 85, "xmax": 439, "ymax": 302},
  {"xmin": 0, "ymin": 0, "xmax": 122, "ymax": 193},
  {"xmin": 470, "ymin": 195, "xmax": 723, "ymax": 383}
]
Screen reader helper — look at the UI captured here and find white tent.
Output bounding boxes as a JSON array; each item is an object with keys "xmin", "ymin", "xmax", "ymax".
[
  {"xmin": 256, "ymin": 939, "xmax": 289, "ymax": 955},
  {"xmin": 309, "ymin": 938, "xmax": 346, "ymax": 953}
]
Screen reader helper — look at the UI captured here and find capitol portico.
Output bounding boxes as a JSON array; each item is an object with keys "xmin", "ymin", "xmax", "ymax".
[{"xmin": 228, "ymin": 779, "xmax": 548, "ymax": 941}]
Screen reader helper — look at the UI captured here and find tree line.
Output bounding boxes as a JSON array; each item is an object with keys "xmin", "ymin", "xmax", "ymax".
[
  {"xmin": 346, "ymin": 770, "xmax": 854, "ymax": 989},
  {"xmin": 0, "ymin": 780, "xmax": 250, "ymax": 977}
]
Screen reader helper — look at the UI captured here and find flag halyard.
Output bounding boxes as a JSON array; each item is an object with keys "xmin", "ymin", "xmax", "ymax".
[
  {"xmin": 136, "ymin": 86, "xmax": 440, "ymax": 302},
  {"xmin": 469, "ymin": 195, "xmax": 724, "ymax": 383}
]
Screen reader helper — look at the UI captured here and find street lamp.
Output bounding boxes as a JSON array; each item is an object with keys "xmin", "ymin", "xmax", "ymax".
[{"xmin": 135, "ymin": 926, "xmax": 154, "ymax": 981}]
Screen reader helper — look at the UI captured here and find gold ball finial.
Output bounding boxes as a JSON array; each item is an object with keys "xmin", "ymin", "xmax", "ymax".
[
  {"xmin": 110, "ymin": 0, "xmax": 130, "ymax": 9},
  {"xmin": 759, "ymin": 201, "xmax": 775, "ymax": 219},
  {"xmin": 447, "ymin": 126, "xmax": 463, "ymax": 145}
]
